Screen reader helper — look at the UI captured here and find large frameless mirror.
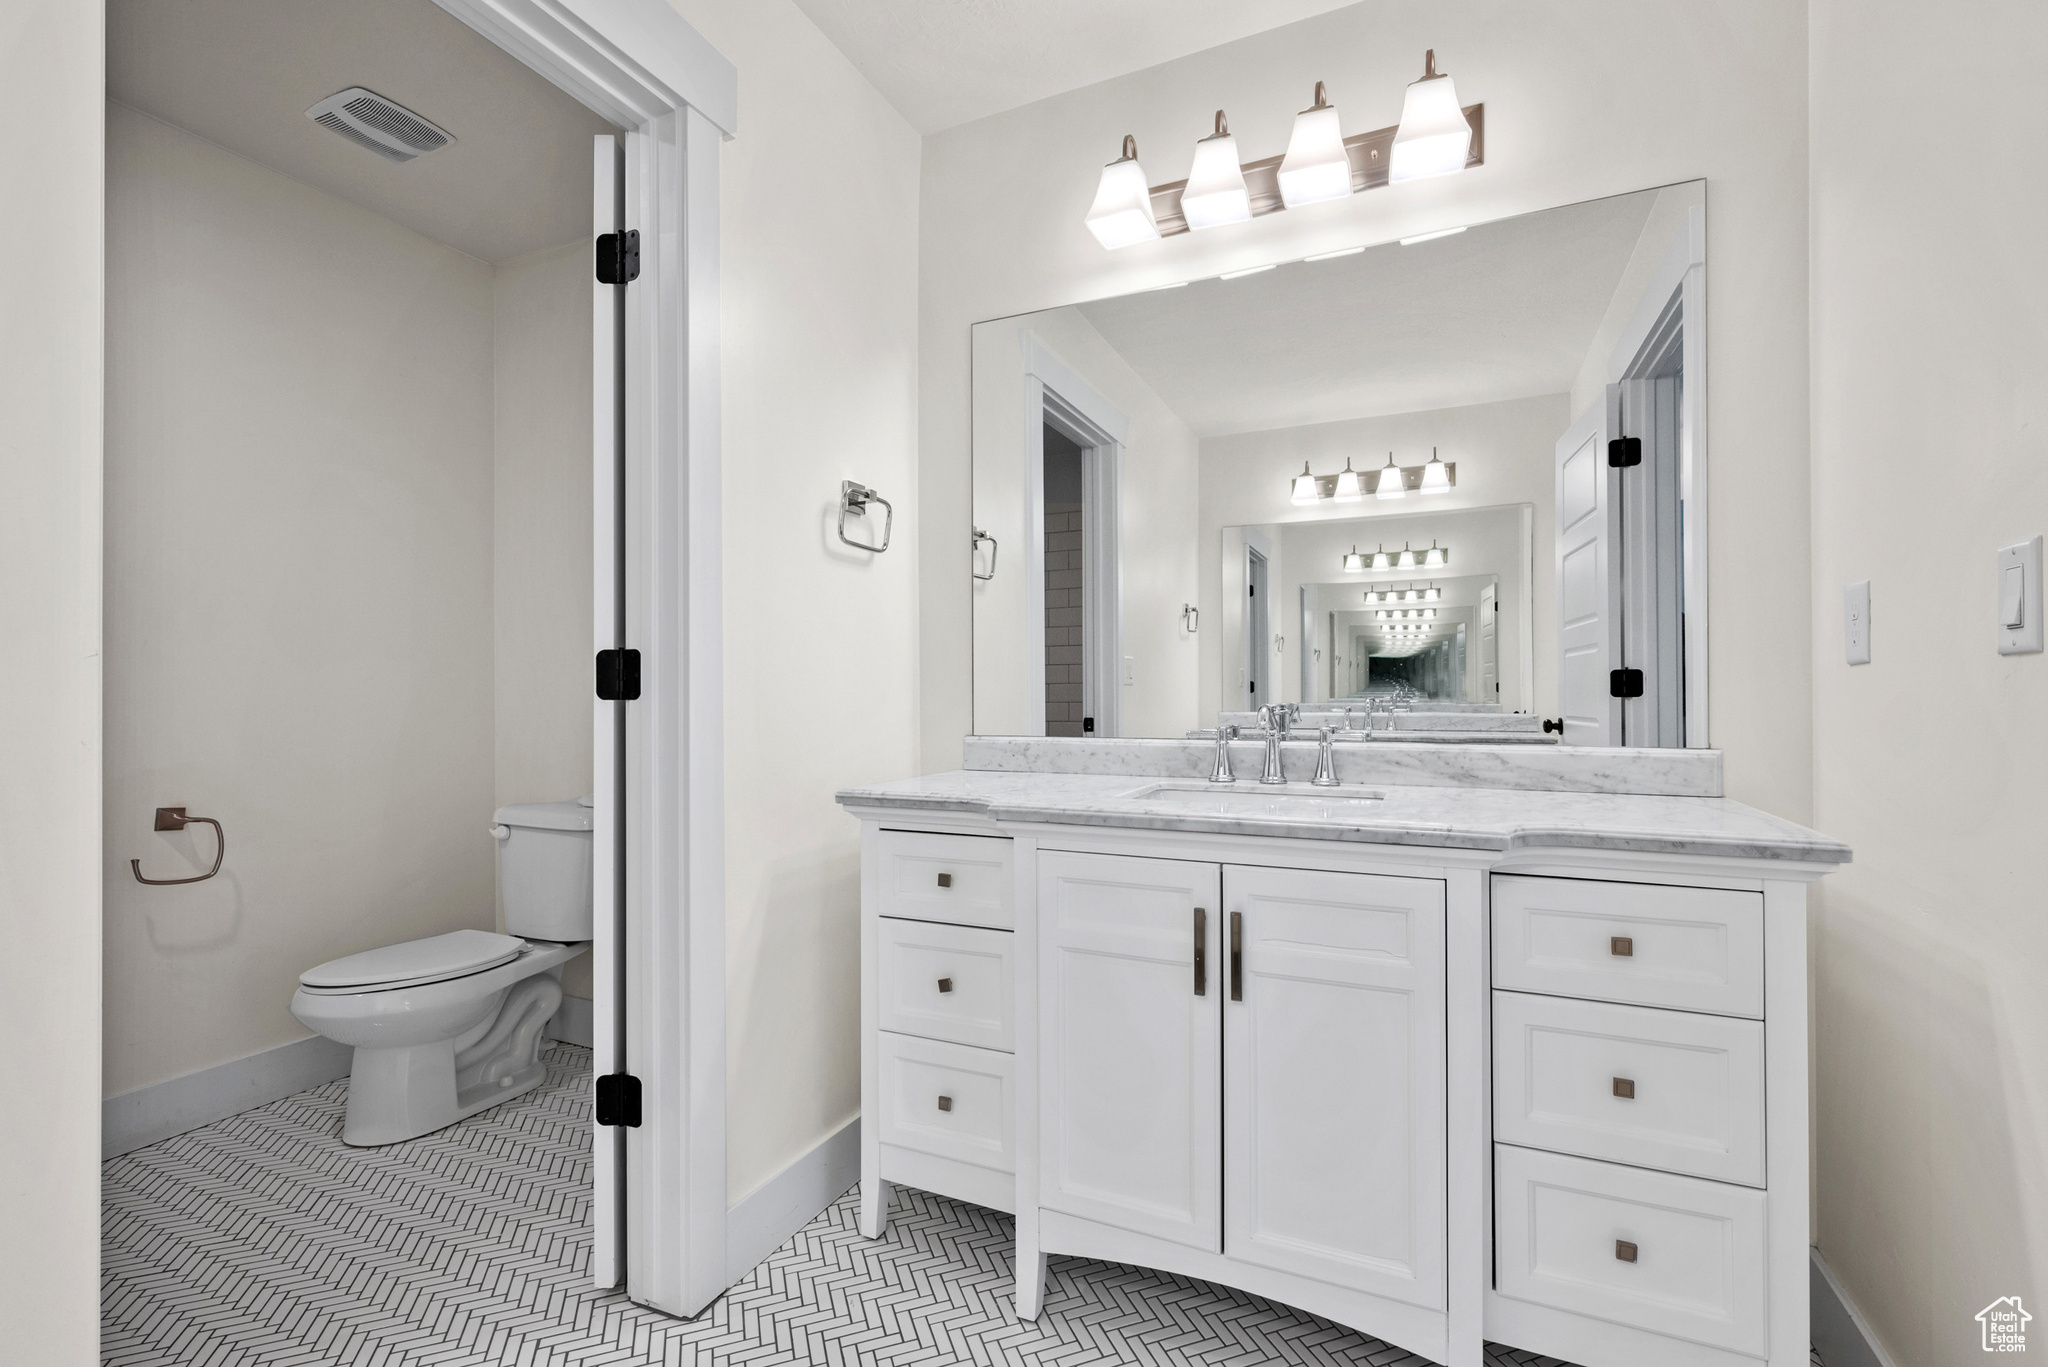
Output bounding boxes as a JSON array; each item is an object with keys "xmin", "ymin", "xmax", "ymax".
[{"xmin": 970, "ymin": 180, "xmax": 1708, "ymax": 747}]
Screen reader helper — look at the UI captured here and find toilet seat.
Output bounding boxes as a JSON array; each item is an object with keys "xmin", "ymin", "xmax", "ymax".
[{"xmin": 299, "ymin": 929, "xmax": 527, "ymax": 995}]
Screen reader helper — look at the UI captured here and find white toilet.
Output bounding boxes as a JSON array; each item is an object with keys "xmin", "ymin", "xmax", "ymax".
[{"xmin": 290, "ymin": 796, "xmax": 594, "ymax": 1146}]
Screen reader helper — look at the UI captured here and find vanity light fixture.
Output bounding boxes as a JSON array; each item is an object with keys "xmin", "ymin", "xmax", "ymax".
[
  {"xmin": 1181, "ymin": 111, "xmax": 1253, "ymax": 230},
  {"xmin": 1085, "ymin": 135, "xmax": 1160, "ymax": 250},
  {"xmin": 1290, "ymin": 462, "xmax": 1322, "ymax": 505},
  {"xmin": 1419, "ymin": 446, "xmax": 1452, "ymax": 493},
  {"xmin": 1342, "ymin": 544, "xmax": 1369, "ymax": 572},
  {"xmin": 1305, "ymin": 245, "xmax": 1366, "ymax": 262},
  {"xmin": 1395, "ymin": 542, "xmax": 1419, "ymax": 569},
  {"xmin": 1390, "ymin": 50, "xmax": 1474, "ymax": 183},
  {"xmin": 1421, "ymin": 539, "xmax": 1449, "ymax": 567},
  {"xmin": 1332, "ymin": 458, "xmax": 1366, "ymax": 502},
  {"xmin": 1277, "ymin": 81, "xmax": 1353, "ymax": 209},
  {"xmin": 1219, "ymin": 263, "xmax": 1277, "ymax": 280},
  {"xmin": 1400, "ymin": 226, "xmax": 1468, "ymax": 246},
  {"xmin": 1372, "ymin": 545, "xmax": 1395, "ymax": 570},
  {"xmin": 1376, "ymin": 452, "xmax": 1406, "ymax": 500}
]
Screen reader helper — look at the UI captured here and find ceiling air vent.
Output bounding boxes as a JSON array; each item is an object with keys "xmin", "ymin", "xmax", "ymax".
[{"xmin": 306, "ymin": 87, "xmax": 453, "ymax": 163}]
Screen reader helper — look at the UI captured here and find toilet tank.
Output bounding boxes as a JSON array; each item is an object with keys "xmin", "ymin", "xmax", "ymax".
[{"xmin": 493, "ymin": 797, "xmax": 594, "ymax": 941}]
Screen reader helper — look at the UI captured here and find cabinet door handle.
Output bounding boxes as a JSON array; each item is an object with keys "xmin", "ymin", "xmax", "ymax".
[
  {"xmin": 1615, "ymin": 1239, "xmax": 1638, "ymax": 1263},
  {"xmin": 1612, "ymin": 1077, "xmax": 1635, "ymax": 1099},
  {"xmin": 1193, "ymin": 908, "xmax": 1207, "ymax": 996},
  {"xmin": 937, "ymin": 977, "xmax": 953, "ymax": 994},
  {"xmin": 1229, "ymin": 911, "xmax": 1244, "ymax": 1002},
  {"xmin": 937, "ymin": 1095, "xmax": 953, "ymax": 1112},
  {"xmin": 1610, "ymin": 935, "xmax": 1634, "ymax": 957},
  {"xmin": 937, "ymin": 872, "xmax": 952, "ymax": 888}
]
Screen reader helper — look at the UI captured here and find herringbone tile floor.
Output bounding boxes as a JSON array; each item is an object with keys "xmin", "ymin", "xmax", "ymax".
[{"xmin": 102, "ymin": 1042, "xmax": 1822, "ymax": 1367}]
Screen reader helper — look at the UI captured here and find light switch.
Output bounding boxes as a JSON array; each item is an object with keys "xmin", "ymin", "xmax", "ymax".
[
  {"xmin": 1998, "ymin": 536, "xmax": 2044, "ymax": 656},
  {"xmin": 1844, "ymin": 581, "xmax": 1871, "ymax": 665}
]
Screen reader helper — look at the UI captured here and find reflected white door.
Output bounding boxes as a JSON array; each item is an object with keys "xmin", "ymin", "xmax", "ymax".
[
  {"xmin": 1222, "ymin": 865, "xmax": 1447, "ymax": 1307},
  {"xmin": 1556, "ymin": 390, "xmax": 1621, "ymax": 745},
  {"xmin": 1039, "ymin": 851, "xmax": 1222, "ymax": 1251},
  {"xmin": 1479, "ymin": 582, "xmax": 1498, "ymax": 705}
]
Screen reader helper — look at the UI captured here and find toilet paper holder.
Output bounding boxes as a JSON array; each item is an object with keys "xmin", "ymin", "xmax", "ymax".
[{"xmin": 131, "ymin": 807, "xmax": 225, "ymax": 885}]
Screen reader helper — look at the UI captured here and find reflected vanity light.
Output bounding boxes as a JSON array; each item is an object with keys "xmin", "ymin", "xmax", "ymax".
[
  {"xmin": 1419, "ymin": 447, "xmax": 1452, "ymax": 493},
  {"xmin": 1400, "ymin": 226, "xmax": 1467, "ymax": 246},
  {"xmin": 1085, "ymin": 135, "xmax": 1159, "ymax": 249},
  {"xmin": 1277, "ymin": 81, "xmax": 1352, "ymax": 208},
  {"xmin": 1332, "ymin": 458, "xmax": 1366, "ymax": 502},
  {"xmin": 1375, "ymin": 453, "xmax": 1406, "ymax": 500},
  {"xmin": 1342, "ymin": 545, "xmax": 1369, "ymax": 572},
  {"xmin": 1290, "ymin": 463, "xmax": 1321, "ymax": 505},
  {"xmin": 1182, "ymin": 111, "xmax": 1253, "ymax": 230},
  {"xmin": 1220, "ymin": 263, "xmax": 1277, "ymax": 280},
  {"xmin": 1389, "ymin": 50, "xmax": 1474, "ymax": 183}
]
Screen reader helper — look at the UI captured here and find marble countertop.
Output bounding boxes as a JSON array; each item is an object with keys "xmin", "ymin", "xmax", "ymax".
[{"xmin": 836, "ymin": 769, "xmax": 1851, "ymax": 864}]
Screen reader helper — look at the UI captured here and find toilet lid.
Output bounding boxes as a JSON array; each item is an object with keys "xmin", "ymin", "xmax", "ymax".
[{"xmin": 301, "ymin": 929, "xmax": 524, "ymax": 990}]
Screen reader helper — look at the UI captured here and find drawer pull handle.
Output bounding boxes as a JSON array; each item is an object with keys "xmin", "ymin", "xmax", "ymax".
[
  {"xmin": 936, "ymin": 872, "xmax": 952, "ymax": 888},
  {"xmin": 937, "ymin": 977, "xmax": 953, "ymax": 993},
  {"xmin": 937, "ymin": 1095, "xmax": 953, "ymax": 1112},
  {"xmin": 1615, "ymin": 1239, "xmax": 1638, "ymax": 1263},
  {"xmin": 1610, "ymin": 935, "xmax": 1634, "ymax": 957},
  {"xmin": 1193, "ymin": 908, "xmax": 1207, "ymax": 996},
  {"xmin": 1612, "ymin": 1077, "xmax": 1635, "ymax": 1099}
]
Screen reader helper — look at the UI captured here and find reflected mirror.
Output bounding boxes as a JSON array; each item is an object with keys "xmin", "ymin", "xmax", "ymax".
[{"xmin": 971, "ymin": 181, "xmax": 1706, "ymax": 746}]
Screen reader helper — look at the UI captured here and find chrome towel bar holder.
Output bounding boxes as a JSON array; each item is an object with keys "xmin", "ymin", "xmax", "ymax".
[
  {"xmin": 132, "ymin": 807, "xmax": 225, "ymax": 885},
  {"xmin": 838, "ymin": 480, "xmax": 893, "ymax": 553}
]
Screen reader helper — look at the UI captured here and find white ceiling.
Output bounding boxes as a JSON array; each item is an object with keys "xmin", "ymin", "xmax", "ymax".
[
  {"xmin": 1074, "ymin": 190, "xmax": 1658, "ymax": 438},
  {"xmin": 108, "ymin": 0, "xmax": 620, "ymax": 263},
  {"xmin": 788, "ymin": 0, "xmax": 1363, "ymax": 134}
]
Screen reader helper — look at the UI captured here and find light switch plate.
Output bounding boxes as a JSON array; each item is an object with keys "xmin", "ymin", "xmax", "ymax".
[
  {"xmin": 1844, "ymin": 581, "xmax": 1871, "ymax": 665},
  {"xmin": 1999, "ymin": 536, "xmax": 2043, "ymax": 655}
]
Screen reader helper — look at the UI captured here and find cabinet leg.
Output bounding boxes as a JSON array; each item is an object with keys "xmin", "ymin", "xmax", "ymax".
[
  {"xmin": 1013, "ymin": 1244, "xmax": 1045, "ymax": 1320},
  {"xmin": 858, "ymin": 1177, "xmax": 890, "ymax": 1239}
]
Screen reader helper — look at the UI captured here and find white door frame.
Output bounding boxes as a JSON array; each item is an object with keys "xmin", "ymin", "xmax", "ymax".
[
  {"xmin": 433, "ymin": 0, "xmax": 735, "ymax": 1319},
  {"xmin": 1020, "ymin": 334, "xmax": 1126, "ymax": 738}
]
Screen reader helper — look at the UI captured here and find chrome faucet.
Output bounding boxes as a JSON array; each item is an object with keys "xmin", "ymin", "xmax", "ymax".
[
  {"xmin": 1258, "ymin": 705, "xmax": 1288, "ymax": 785},
  {"xmin": 1209, "ymin": 724, "xmax": 1239, "ymax": 784},
  {"xmin": 1312, "ymin": 726, "xmax": 1340, "ymax": 787}
]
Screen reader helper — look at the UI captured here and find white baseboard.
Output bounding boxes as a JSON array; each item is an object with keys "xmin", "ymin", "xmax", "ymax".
[
  {"xmin": 1813, "ymin": 1247, "xmax": 1902, "ymax": 1367},
  {"xmin": 726, "ymin": 1117, "xmax": 860, "ymax": 1283},
  {"xmin": 549, "ymin": 993, "xmax": 594, "ymax": 1048},
  {"xmin": 103, "ymin": 1034, "xmax": 353, "ymax": 1160}
]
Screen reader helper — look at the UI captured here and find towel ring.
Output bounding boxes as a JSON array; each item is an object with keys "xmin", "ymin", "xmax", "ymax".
[
  {"xmin": 132, "ymin": 807, "xmax": 225, "ymax": 885},
  {"xmin": 838, "ymin": 481, "xmax": 892, "ymax": 553},
  {"xmin": 972, "ymin": 526, "xmax": 999, "ymax": 581}
]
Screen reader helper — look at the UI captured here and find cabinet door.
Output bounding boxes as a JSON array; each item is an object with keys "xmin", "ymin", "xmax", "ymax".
[
  {"xmin": 1223, "ymin": 865, "xmax": 1446, "ymax": 1308},
  {"xmin": 1039, "ymin": 850, "xmax": 1222, "ymax": 1250}
]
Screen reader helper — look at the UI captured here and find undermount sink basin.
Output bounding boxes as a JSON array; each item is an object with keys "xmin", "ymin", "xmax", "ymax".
[{"xmin": 1125, "ymin": 782, "xmax": 1386, "ymax": 819}]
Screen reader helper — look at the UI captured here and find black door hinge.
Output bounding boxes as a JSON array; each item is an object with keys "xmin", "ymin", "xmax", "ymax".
[
  {"xmin": 1608, "ymin": 436, "xmax": 1642, "ymax": 468},
  {"xmin": 596, "ymin": 229, "xmax": 640, "ymax": 285},
  {"xmin": 595, "ymin": 648, "xmax": 641, "ymax": 701},
  {"xmin": 595, "ymin": 1073, "xmax": 642, "ymax": 1127},
  {"xmin": 1610, "ymin": 667, "xmax": 1645, "ymax": 698},
  {"xmin": 1082, "ymin": 716, "xmax": 1095, "ymax": 734}
]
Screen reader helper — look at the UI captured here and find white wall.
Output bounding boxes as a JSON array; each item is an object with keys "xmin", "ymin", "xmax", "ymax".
[
  {"xmin": 1199, "ymin": 395, "xmax": 1564, "ymax": 724},
  {"xmin": 103, "ymin": 103, "xmax": 500, "ymax": 1097},
  {"xmin": 1568, "ymin": 181, "xmax": 1705, "ymax": 417},
  {"xmin": 1810, "ymin": 2, "xmax": 2048, "ymax": 1362},
  {"xmin": 0, "ymin": 1, "xmax": 104, "ymax": 1358},
  {"xmin": 661, "ymin": 0, "xmax": 923, "ymax": 1203},
  {"xmin": 921, "ymin": 0, "xmax": 1813, "ymax": 825},
  {"xmin": 971, "ymin": 308, "xmax": 1201, "ymax": 737},
  {"xmin": 491, "ymin": 238, "xmax": 595, "ymax": 1001}
]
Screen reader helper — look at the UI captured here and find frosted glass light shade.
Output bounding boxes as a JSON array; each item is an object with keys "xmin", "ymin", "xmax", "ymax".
[
  {"xmin": 1342, "ymin": 545, "xmax": 1367, "ymax": 572},
  {"xmin": 1371, "ymin": 547, "xmax": 1393, "ymax": 570},
  {"xmin": 1086, "ymin": 136, "xmax": 1159, "ymax": 250},
  {"xmin": 1396, "ymin": 544, "xmax": 1418, "ymax": 569},
  {"xmin": 1332, "ymin": 458, "xmax": 1365, "ymax": 502},
  {"xmin": 1290, "ymin": 463, "xmax": 1321, "ymax": 505},
  {"xmin": 1376, "ymin": 455, "xmax": 1406, "ymax": 500},
  {"xmin": 1389, "ymin": 52, "xmax": 1472, "ymax": 184},
  {"xmin": 1422, "ymin": 541, "xmax": 1449, "ymax": 567},
  {"xmin": 1278, "ymin": 84, "xmax": 1351, "ymax": 208},
  {"xmin": 1419, "ymin": 448, "xmax": 1452, "ymax": 493},
  {"xmin": 1182, "ymin": 113, "xmax": 1252, "ymax": 230}
]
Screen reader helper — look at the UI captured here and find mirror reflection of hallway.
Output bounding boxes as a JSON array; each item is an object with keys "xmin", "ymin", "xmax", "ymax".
[{"xmin": 1043, "ymin": 424, "xmax": 1086, "ymax": 736}]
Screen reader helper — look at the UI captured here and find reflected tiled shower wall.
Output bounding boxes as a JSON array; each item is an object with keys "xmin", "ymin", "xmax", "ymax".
[{"xmin": 1045, "ymin": 501, "xmax": 1084, "ymax": 736}]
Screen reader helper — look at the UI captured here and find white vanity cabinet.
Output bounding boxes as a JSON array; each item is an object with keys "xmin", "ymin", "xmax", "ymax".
[{"xmin": 846, "ymin": 782, "xmax": 1838, "ymax": 1367}]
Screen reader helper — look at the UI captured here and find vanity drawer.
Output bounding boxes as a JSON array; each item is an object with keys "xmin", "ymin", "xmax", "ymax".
[
  {"xmin": 1495, "ymin": 1144, "xmax": 1767, "ymax": 1357},
  {"xmin": 1492, "ymin": 991, "xmax": 1765, "ymax": 1186},
  {"xmin": 878, "ymin": 918, "xmax": 1015, "ymax": 1052},
  {"xmin": 1491, "ymin": 875, "xmax": 1764, "ymax": 1018},
  {"xmin": 876, "ymin": 1031, "xmax": 1016, "ymax": 1175},
  {"xmin": 877, "ymin": 829, "xmax": 1013, "ymax": 929}
]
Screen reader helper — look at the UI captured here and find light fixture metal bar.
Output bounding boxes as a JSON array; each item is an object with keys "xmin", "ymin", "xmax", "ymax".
[
  {"xmin": 1301, "ymin": 462, "xmax": 1456, "ymax": 500},
  {"xmin": 1148, "ymin": 104, "xmax": 1483, "ymax": 238}
]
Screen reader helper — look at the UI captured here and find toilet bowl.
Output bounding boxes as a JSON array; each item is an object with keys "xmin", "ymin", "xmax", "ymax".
[{"xmin": 290, "ymin": 797, "xmax": 595, "ymax": 1146}]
